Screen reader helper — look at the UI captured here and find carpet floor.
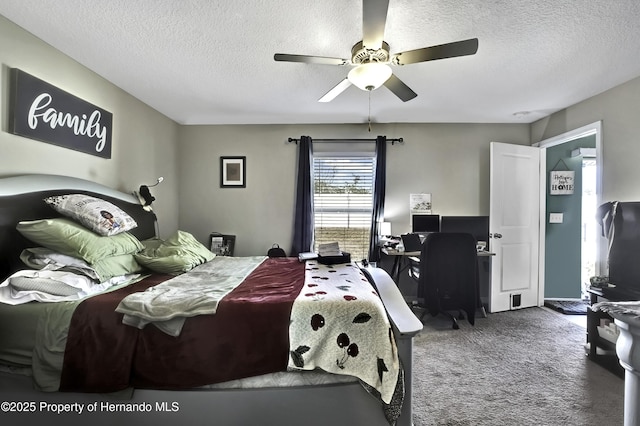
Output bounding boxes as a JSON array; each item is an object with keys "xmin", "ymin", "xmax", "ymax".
[{"xmin": 410, "ymin": 307, "xmax": 624, "ymax": 426}]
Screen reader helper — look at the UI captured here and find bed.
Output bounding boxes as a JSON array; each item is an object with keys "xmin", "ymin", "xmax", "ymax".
[{"xmin": 0, "ymin": 174, "xmax": 423, "ymax": 426}]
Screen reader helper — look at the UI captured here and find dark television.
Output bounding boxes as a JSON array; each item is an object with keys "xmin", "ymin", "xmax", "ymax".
[
  {"xmin": 411, "ymin": 214, "xmax": 440, "ymax": 233},
  {"xmin": 606, "ymin": 202, "xmax": 640, "ymax": 295},
  {"xmin": 440, "ymin": 216, "xmax": 490, "ymax": 245}
]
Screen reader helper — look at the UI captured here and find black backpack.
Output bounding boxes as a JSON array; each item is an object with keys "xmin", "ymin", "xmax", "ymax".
[{"xmin": 267, "ymin": 243, "xmax": 287, "ymax": 258}]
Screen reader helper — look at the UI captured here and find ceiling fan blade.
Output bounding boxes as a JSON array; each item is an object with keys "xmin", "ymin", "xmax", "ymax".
[
  {"xmin": 274, "ymin": 53, "xmax": 348, "ymax": 66},
  {"xmin": 383, "ymin": 74, "xmax": 417, "ymax": 102},
  {"xmin": 392, "ymin": 38, "xmax": 479, "ymax": 65},
  {"xmin": 362, "ymin": 0, "xmax": 389, "ymax": 50},
  {"xmin": 318, "ymin": 78, "xmax": 352, "ymax": 102}
]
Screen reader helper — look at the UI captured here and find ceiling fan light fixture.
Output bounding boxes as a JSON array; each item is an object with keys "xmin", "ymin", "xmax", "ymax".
[{"xmin": 347, "ymin": 62, "xmax": 392, "ymax": 91}]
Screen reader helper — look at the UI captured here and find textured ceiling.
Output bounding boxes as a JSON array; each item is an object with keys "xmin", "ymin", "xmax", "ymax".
[{"xmin": 2, "ymin": 0, "xmax": 640, "ymax": 125}]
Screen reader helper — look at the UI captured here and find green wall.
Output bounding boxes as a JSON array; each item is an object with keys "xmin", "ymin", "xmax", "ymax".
[{"xmin": 544, "ymin": 135, "xmax": 596, "ymax": 299}]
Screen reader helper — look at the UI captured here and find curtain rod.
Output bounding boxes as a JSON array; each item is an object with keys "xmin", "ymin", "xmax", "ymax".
[{"xmin": 287, "ymin": 137, "xmax": 403, "ymax": 145}]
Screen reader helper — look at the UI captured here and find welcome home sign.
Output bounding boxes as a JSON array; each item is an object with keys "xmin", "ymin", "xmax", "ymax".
[{"xmin": 9, "ymin": 68, "xmax": 112, "ymax": 158}]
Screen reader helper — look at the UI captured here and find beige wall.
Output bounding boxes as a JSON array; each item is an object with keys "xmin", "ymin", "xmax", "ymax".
[
  {"xmin": 178, "ymin": 123, "xmax": 530, "ymax": 256},
  {"xmin": 531, "ymin": 75, "xmax": 640, "ymax": 202},
  {"xmin": 0, "ymin": 15, "xmax": 179, "ymax": 237}
]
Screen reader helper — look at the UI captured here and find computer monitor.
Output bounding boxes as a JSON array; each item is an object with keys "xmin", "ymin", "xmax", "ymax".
[
  {"xmin": 440, "ymin": 216, "xmax": 490, "ymax": 244},
  {"xmin": 411, "ymin": 214, "xmax": 440, "ymax": 233}
]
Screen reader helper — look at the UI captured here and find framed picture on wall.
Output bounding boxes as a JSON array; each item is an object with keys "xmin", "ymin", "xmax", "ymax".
[
  {"xmin": 410, "ymin": 193, "xmax": 432, "ymax": 214},
  {"xmin": 220, "ymin": 156, "xmax": 246, "ymax": 188},
  {"xmin": 549, "ymin": 170, "xmax": 575, "ymax": 195}
]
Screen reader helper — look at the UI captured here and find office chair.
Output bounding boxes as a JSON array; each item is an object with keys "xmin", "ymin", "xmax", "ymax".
[{"xmin": 411, "ymin": 232, "xmax": 478, "ymax": 329}]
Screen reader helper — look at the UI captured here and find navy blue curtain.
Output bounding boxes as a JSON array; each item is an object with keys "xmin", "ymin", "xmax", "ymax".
[
  {"xmin": 291, "ymin": 136, "xmax": 314, "ymax": 256},
  {"xmin": 368, "ymin": 135, "xmax": 387, "ymax": 262}
]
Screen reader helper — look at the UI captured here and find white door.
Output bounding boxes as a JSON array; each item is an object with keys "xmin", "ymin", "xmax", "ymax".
[{"xmin": 489, "ymin": 142, "xmax": 541, "ymax": 312}]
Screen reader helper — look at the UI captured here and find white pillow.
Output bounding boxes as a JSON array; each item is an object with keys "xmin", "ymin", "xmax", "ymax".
[{"xmin": 44, "ymin": 194, "xmax": 138, "ymax": 236}]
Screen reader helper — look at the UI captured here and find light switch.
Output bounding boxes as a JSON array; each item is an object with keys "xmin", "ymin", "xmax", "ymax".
[{"xmin": 549, "ymin": 213, "xmax": 563, "ymax": 223}]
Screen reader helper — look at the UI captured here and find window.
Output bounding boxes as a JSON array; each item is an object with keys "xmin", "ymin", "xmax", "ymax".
[{"xmin": 313, "ymin": 154, "xmax": 375, "ymax": 259}]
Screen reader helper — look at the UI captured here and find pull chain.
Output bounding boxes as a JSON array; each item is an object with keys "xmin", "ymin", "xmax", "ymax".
[{"xmin": 368, "ymin": 90, "xmax": 372, "ymax": 132}]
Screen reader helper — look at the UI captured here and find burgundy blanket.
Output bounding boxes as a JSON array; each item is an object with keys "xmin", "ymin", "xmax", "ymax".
[{"xmin": 59, "ymin": 258, "xmax": 305, "ymax": 392}]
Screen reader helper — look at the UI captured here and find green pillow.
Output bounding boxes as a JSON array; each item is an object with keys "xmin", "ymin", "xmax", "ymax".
[
  {"xmin": 19, "ymin": 247, "xmax": 143, "ymax": 283},
  {"xmin": 135, "ymin": 231, "xmax": 215, "ymax": 274},
  {"xmin": 17, "ymin": 218, "xmax": 144, "ymax": 264},
  {"xmin": 91, "ymin": 254, "xmax": 144, "ymax": 282}
]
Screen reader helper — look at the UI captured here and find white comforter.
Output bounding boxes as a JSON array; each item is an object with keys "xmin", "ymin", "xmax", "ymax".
[
  {"xmin": 0, "ymin": 270, "xmax": 130, "ymax": 305},
  {"xmin": 0, "ymin": 248, "xmax": 137, "ymax": 305}
]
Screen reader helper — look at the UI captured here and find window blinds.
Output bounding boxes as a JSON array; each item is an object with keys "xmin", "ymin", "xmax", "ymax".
[{"xmin": 312, "ymin": 156, "xmax": 375, "ymax": 258}]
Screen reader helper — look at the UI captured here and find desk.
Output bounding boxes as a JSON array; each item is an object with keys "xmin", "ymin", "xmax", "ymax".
[
  {"xmin": 382, "ymin": 247, "xmax": 494, "ymax": 283},
  {"xmin": 381, "ymin": 247, "xmax": 420, "ymax": 283}
]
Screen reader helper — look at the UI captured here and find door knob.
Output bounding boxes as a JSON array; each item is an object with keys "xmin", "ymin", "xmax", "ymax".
[{"xmin": 490, "ymin": 233, "xmax": 503, "ymax": 239}]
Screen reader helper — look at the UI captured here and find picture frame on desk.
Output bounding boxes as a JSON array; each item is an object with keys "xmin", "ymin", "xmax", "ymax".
[{"xmin": 209, "ymin": 232, "xmax": 235, "ymax": 256}]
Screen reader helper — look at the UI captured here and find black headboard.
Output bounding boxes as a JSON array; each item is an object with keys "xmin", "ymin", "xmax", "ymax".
[{"xmin": 0, "ymin": 174, "xmax": 157, "ymax": 280}]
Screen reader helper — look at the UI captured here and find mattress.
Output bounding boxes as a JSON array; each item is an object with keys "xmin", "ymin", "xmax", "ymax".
[{"xmin": 0, "ymin": 363, "xmax": 357, "ymax": 391}]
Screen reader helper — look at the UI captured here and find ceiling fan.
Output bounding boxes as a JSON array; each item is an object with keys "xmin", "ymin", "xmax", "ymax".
[{"xmin": 274, "ymin": 0, "xmax": 478, "ymax": 103}]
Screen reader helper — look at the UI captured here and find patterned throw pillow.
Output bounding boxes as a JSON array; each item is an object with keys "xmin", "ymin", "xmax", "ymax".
[{"xmin": 44, "ymin": 194, "xmax": 138, "ymax": 236}]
